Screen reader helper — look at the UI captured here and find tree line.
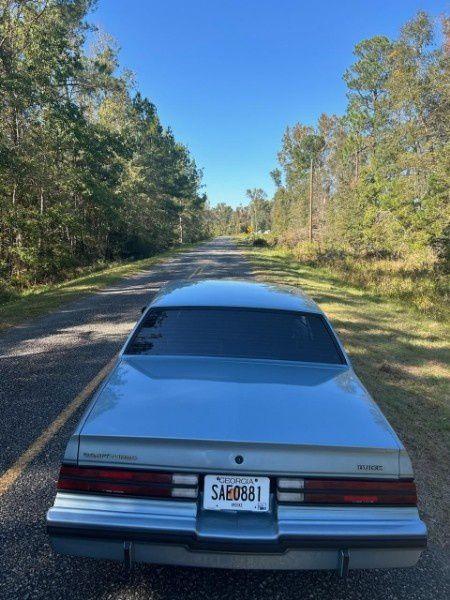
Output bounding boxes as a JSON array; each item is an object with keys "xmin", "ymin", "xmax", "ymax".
[
  {"xmin": 212, "ymin": 12, "xmax": 449, "ymax": 270},
  {"xmin": 0, "ymin": 0, "xmax": 208, "ymax": 297},
  {"xmin": 209, "ymin": 188, "xmax": 271, "ymax": 236}
]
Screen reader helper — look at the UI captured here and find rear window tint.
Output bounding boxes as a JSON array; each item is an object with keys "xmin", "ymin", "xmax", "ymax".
[{"xmin": 125, "ymin": 308, "xmax": 344, "ymax": 364}]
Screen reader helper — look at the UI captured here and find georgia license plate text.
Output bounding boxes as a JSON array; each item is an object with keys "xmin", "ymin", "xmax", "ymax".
[{"xmin": 203, "ymin": 475, "xmax": 270, "ymax": 512}]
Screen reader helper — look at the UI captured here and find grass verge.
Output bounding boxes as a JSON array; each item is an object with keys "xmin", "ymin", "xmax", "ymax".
[
  {"xmin": 0, "ymin": 245, "xmax": 196, "ymax": 331},
  {"xmin": 243, "ymin": 243, "xmax": 450, "ymax": 545},
  {"xmin": 249, "ymin": 237, "xmax": 449, "ymax": 318}
]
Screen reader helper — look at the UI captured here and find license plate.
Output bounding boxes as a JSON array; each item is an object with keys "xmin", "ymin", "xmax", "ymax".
[{"xmin": 203, "ymin": 475, "xmax": 270, "ymax": 512}]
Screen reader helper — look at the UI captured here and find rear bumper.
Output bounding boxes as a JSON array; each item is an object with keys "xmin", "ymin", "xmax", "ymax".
[{"xmin": 47, "ymin": 493, "xmax": 427, "ymax": 571}]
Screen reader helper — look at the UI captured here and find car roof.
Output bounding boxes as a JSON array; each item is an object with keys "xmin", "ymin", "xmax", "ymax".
[{"xmin": 150, "ymin": 279, "xmax": 321, "ymax": 314}]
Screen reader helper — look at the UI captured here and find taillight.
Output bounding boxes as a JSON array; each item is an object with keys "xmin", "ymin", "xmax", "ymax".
[
  {"xmin": 277, "ymin": 477, "xmax": 417, "ymax": 506},
  {"xmin": 57, "ymin": 466, "xmax": 198, "ymax": 500}
]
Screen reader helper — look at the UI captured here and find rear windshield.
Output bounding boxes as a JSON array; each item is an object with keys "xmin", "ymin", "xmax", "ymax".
[{"xmin": 125, "ymin": 308, "xmax": 344, "ymax": 364}]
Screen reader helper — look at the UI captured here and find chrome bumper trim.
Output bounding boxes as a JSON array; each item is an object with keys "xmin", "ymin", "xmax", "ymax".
[{"xmin": 47, "ymin": 493, "xmax": 427, "ymax": 554}]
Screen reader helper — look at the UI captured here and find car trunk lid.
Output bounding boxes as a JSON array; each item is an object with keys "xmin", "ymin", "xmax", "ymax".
[{"xmin": 77, "ymin": 356, "xmax": 402, "ymax": 477}]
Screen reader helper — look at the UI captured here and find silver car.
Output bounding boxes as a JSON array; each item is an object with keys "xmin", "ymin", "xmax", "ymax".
[{"xmin": 47, "ymin": 280, "xmax": 426, "ymax": 574}]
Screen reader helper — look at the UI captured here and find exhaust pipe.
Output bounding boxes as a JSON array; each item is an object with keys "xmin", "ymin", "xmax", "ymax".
[
  {"xmin": 338, "ymin": 549, "xmax": 350, "ymax": 578},
  {"xmin": 123, "ymin": 541, "xmax": 134, "ymax": 571}
]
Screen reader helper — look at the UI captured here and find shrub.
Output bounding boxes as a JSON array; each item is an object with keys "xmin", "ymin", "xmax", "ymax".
[
  {"xmin": 0, "ymin": 281, "xmax": 19, "ymax": 303},
  {"xmin": 252, "ymin": 237, "xmax": 269, "ymax": 247}
]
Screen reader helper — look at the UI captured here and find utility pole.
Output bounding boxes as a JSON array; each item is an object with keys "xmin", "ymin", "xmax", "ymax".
[
  {"xmin": 179, "ymin": 214, "xmax": 183, "ymax": 244},
  {"xmin": 309, "ymin": 156, "xmax": 314, "ymax": 243}
]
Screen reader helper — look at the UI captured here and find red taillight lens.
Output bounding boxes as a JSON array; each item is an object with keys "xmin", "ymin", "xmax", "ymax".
[
  {"xmin": 57, "ymin": 466, "xmax": 198, "ymax": 499},
  {"xmin": 277, "ymin": 477, "xmax": 417, "ymax": 506}
]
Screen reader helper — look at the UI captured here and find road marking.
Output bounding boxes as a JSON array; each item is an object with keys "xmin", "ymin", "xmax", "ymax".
[
  {"xmin": 189, "ymin": 265, "xmax": 204, "ymax": 279},
  {"xmin": 0, "ymin": 354, "xmax": 118, "ymax": 496},
  {"xmin": 1, "ymin": 258, "xmax": 205, "ymax": 496}
]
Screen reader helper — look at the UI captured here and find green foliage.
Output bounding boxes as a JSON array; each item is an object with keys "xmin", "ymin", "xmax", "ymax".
[
  {"xmin": 208, "ymin": 202, "xmax": 237, "ymax": 235},
  {"xmin": 0, "ymin": 0, "xmax": 208, "ymax": 290},
  {"xmin": 208, "ymin": 190, "xmax": 272, "ymax": 236},
  {"xmin": 245, "ymin": 188, "xmax": 271, "ymax": 233},
  {"xmin": 270, "ymin": 11, "xmax": 449, "ymax": 275}
]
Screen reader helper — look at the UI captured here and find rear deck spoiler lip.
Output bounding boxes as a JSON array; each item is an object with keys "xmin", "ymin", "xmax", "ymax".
[{"xmin": 47, "ymin": 524, "xmax": 427, "ymax": 553}]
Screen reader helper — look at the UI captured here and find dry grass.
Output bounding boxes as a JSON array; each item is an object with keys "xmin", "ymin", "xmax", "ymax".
[{"xmin": 244, "ymin": 244, "xmax": 450, "ymax": 546}]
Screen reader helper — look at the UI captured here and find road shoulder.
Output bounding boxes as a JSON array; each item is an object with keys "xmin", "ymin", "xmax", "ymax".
[{"xmin": 0, "ymin": 244, "xmax": 199, "ymax": 331}]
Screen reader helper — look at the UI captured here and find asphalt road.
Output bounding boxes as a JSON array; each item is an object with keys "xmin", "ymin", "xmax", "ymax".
[{"xmin": 0, "ymin": 237, "xmax": 448, "ymax": 599}]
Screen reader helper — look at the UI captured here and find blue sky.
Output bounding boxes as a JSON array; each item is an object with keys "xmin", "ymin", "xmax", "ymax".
[{"xmin": 91, "ymin": 0, "xmax": 448, "ymax": 207}]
